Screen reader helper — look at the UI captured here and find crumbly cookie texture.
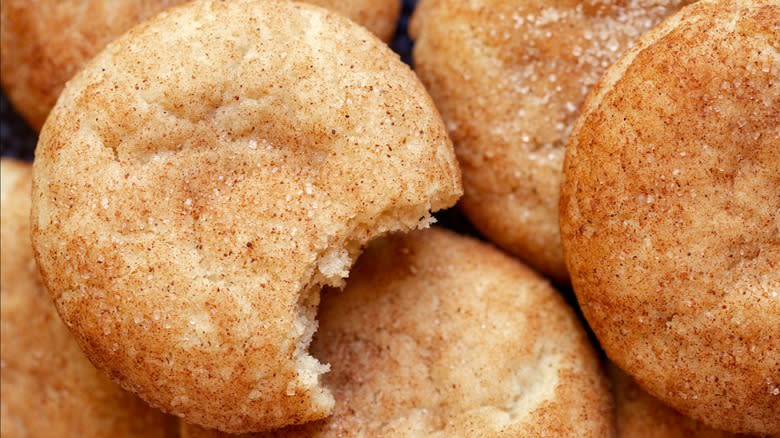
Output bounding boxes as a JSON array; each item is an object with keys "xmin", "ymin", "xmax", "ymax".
[
  {"xmin": 411, "ymin": 0, "xmax": 692, "ymax": 282},
  {"xmin": 0, "ymin": 0, "xmax": 400, "ymax": 131},
  {"xmin": 181, "ymin": 228, "xmax": 614, "ymax": 437},
  {"xmin": 1, "ymin": 159, "xmax": 178, "ymax": 438},
  {"xmin": 561, "ymin": 0, "xmax": 779, "ymax": 434},
  {"xmin": 31, "ymin": 0, "xmax": 461, "ymax": 433}
]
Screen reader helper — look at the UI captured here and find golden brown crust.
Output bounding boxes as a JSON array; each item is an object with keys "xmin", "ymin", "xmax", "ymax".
[
  {"xmin": 609, "ymin": 364, "xmax": 749, "ymax": 438},
  {"xmin": 411, "ymin": 0, "xmax": 691, "ymax": 283},
  {"xmin": 560, "ymin": 0, "xmax": 780, "ymax": 434},
  {"xmin": 0, "ymin": 0, "xmax": 187, "ymax": 131},
  {"xmin": 0, "ymin": 159, "xmax": 178, "ymax": 438},
  {"xmin": 181, "ymin": 228, "xmax": 614, "ymax": 437},
  {"xmin": 31, "ymin": 0, "xmax": 460, "ymax": 433},
  {"xmin": 0, "ymin": 0, "xmax": 400, "ymax": 131}
]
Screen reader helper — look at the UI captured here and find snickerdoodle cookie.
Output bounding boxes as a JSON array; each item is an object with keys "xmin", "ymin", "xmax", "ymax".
[
  {"xmin": 1, "ymin": 159, "xmax": 178, "ymax": 438},
  {"xmin": 560, "ymin": 0, "xmax": 779, "ymax": 434},
  {"xmin": 0, "ymin": 0, "xmax": 400, "ymax": 131},
  {"xmin": 609, "ymin": 364, "xmax": 747, "ymax": 438},
  {"xmin": 181, "ymin": 228, "xmax": 613, "ymax": 437},
  {"xmin": 411, "ymin": 0, "xmax": 691, "ymax": 282},
  {"xmin": 31, "ymin": 0, "xmax": 460, "ymax": 433}
]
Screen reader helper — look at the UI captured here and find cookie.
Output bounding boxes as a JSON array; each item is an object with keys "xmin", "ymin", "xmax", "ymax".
[
  {"xmin": 181, "ymin": 228, "xmax": 613, "ymax": 437},
  {"xmin": 0, "ymin": 159, "xmax": 178, "ymax": 438},
  {"xmin": 560, "ymin": 0, "xmax": 779, "ymax": 434},
  {"xmin": 0, "ymin": 0, "xmax": 400, "ymax": 131},
  {"xmin": 609, "ymin": 364, "xmax": 747, "ymax": 438},
  {"xmin": 411, "ymin": 0, "xmax": 691, "ymax": 282},
  {"xmin": 1, "ymin": 0, "xmax": 186, "ymax": 131},
  {"xmin": 315, "ymin": 0, "xmax": 400, "ymax": 43},
  {"xmin": 30, "ymin": 0, "xmax": 461, "ymax": 433}
]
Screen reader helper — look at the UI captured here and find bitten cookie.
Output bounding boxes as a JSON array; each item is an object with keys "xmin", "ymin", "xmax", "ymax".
[
  {"xmin": 0, "ymin": 0, "xmax": 400, "ymax": 131},
  {"xmin": 181, "ymin": 228, "xmax": 614, "ymax": 437},
  {"xmin": 0, "ymin": 159, "xmax": 178, "ymax": 438},
  {"xmin": 560, "ymin": 0, "xmax": 779, "ymax": 434},
  {"xmin": 31, "ymin": 0, "xmax": 461, "ymax": 433},
  {"xmin": 411, "ymin": 0, "xmax": 691, "ymax": 282},
  {"xmin": 609, "ymin": 364, "xmax": 747, "ymax": 438}
]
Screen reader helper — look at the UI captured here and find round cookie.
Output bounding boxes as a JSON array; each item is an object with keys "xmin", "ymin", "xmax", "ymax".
[
  {"xmin": 180, "ymin": 228, "xmax": 613, "ymax": 437},
  {"xmin": 560, "ymin": 0, "xmax": 779, "ymax": 434},
  {"xmin": 410, "ymin": 0, "xmax": 692, "ymax": 282},
  {"xmin": 0, "ymin": 0, "xmax": 400, "ymax": 131},
  {"xmin": 1, "ymin": 160, "xmax": 178, "ymax": 438},
  {"xmin": 609, "ymin": 365, "xmax": 747, "ymax": 438},
  {"xmin": 31, "ymin": 0, "xmax": 461, "ymax": 433}
]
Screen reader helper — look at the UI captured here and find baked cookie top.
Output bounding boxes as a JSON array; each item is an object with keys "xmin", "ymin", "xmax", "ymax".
[
  {"xmin": 561, "ymin": 0, "xmax": 780, "ymax": 434},
  {"xmin": 0, "ymin": 0, "xmax": 400, "ymax": 131},
  {"xmin": 1, "ymin": 159, "xmax": 178, "ymax": 438},
  {"xmin": 182, "ymin": 228, "xmax": 613, "ymax": 437},
  {"xmin": 31, "ymin": 0, "xmax": 460, "ymax": 433},
  {"xmin": 1, "ymin": 0, "xmax": 187, "ymax": 131},
  {"xmin": 609, "ymin": 364, "xmax": 746, "ymax": 438},
  {"xmin": 411, "ymin": 0, "xmax": 692, "ymax": 282}
]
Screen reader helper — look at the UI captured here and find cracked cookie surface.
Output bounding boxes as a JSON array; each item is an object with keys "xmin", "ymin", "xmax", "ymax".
[
  {"xmin": 181, "ymin": 228, "xmax": 613, "ymax": 437},
  {"xmin": 30, "ymin": 0, "xmax": 461, "ymax": 433},
  {"xmin": 0, "ymin": 0, "xmax": 400, "ymax": 131}
]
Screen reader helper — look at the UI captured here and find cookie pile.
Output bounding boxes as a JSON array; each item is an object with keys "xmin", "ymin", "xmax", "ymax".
[
  {"xmin": 1, "ymin": 0, "xmax": 777, "ymax": 437},
  {"xmin": 0, "ymin": 0, "xmax": 401, "ymax": 131}
]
